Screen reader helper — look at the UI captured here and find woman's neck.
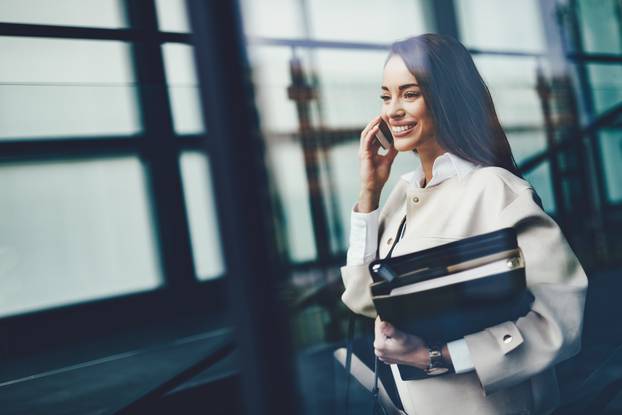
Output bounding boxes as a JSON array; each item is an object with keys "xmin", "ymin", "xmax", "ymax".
[{"xmin": 417, "ymin": 141, "xmax": 447, "ymax": 185}]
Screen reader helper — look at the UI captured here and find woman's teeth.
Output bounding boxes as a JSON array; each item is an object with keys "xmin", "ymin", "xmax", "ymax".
[{"xmin": 392, "ymin": 123, "xmax": 416, "ymax": 134}]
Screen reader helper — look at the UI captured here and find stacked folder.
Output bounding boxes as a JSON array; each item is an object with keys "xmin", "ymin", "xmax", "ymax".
[{"xmin": 368, "ymin": 227, "xmax": 534, "ymax": 380}]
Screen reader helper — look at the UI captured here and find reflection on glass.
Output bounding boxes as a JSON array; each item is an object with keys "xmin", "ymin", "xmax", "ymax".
[
  {"xmin": 473, "ymin": 56, "xmax": 544, "ymax": 127},
  {"xmin": 0, "ymin": 0, "xmax": 127, "ymax": 28},
  {"xmin": 455, "ymin": 0, "xmax": 545, "ymax": 52},
  {"xmin": 599, "ymin": 130, "xmax": 622, "ymax": 203},
  {"xmin": 0, "ymin": 36, "xmax": 140, "ymax": 139},
  {"xmin": 247, "ymin": 46, "xmax": 302, "ymax": 133},
  {"xmin": 508, "ymin": 130, "xmax": 556, "ymax": 213},
  {"xmin": 315, "ymin": 49, "xmax": 391, "ymax": 128},
  {"xmin": 267, "ymin": 140, "xmax": 317, "ymax": 262},
  {"xmin": 154, "ymin": 0, "xmax": 190, "ymax": 33},
  {"xmin": 0, "ymin": 157, "xmax": 162, "ymax": 318},
  {"xmin": 179, "ymin": 152, "xmax": 225, "ymax": 280},
  {"xmin": 162, "ymin": 43, "xmax": 205, "ymax": 134},
  {"xmin": 577, "ymin": 0, "xmax": 622, "ymax": 54}
]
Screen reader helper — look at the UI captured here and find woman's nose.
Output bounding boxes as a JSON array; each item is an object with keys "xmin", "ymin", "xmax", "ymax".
[
  {"xmin": 388, "ymin": 106, "xmax": 406, "ymax": 119},
  {"xmin": 387, "ymin": 100, "xmax": 405, "ymax": 119}
]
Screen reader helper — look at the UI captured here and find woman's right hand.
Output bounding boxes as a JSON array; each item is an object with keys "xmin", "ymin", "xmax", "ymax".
[{"xmin": 357, "ymin": 115, "xmax": 399, "ymax": 212}]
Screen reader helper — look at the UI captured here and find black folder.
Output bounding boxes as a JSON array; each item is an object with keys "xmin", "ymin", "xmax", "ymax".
[{"xmin": 369, "ymin": 227, "xmax": 534, "ymax": 381}]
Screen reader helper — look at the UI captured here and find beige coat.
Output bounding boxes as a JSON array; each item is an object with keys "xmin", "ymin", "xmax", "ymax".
[{"xmin": 340, "ymin": 166, "xmax": 588, "ymax": 415}]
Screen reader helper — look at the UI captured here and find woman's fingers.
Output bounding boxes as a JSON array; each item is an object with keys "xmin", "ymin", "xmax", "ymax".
[
  {"xmin": 386, "ymin": 145, "xmax": 399, "ymax": 162},
  {"xmin": 363, "ymin": 125, "xmax": 381, "ymax": 154},
  {"xmin": 359, "ymin": 116, "xmax": 381, "ymax": 154},
  {"xmin": 381, "ymin": 321, "xmax": 399, "ymax": 339},
  {"xmin": 359, "ymin": 116, "xmax": 379, "ymax": 146}
]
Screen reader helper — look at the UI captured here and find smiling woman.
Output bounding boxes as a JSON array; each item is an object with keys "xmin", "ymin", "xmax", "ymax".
[{"xmin": 340, "ymin": 33, "xmax": 587, "ymax": 415}]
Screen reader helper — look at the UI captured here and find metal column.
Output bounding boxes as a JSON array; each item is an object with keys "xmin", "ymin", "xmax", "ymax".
[{"xmin": 185, "ymin": 1, "xmax": 299, "ymax": 413}]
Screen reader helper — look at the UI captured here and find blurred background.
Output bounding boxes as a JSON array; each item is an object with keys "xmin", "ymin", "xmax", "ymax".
[{"xmin": 0, "ymin": 0, "xmax": 621, "ymax": 414}]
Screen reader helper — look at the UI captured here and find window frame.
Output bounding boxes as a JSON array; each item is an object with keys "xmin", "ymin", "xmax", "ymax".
[{"xmin": 0, "ymin": 0, "xmax": 225, "ymax": 355}]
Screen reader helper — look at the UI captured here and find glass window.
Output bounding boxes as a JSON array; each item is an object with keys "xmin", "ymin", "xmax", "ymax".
[
  {"xmin": 0, "ymin": 157, "xmax": 162, "ymax": 318},
  {"xmin": 587, "ymin": 63, "xmax": 622, "ymax": 114},
  {"xmin": 473, "ymin": 55, "xmax": 544, "ymax": 127},
  {"xmin": 240, "ymin": 0, "xmax": 427, "ymax": 42},
  {"xmin": 154, "ymin": 0, "xmax": 190, "ymax": 33},
  {"xmin": 240, "ymin": 0, "xmax": 305, "ymax": 39},
  {"xmin": 266, "ymin": 140, "xmax": 317, "ymax": 262},
  {"xmin": 0, "ymin": 36, "xmax": 140, "ymax": 140},
  {"xmin": 306, "ymin": 0, "xmax": 427, "ymax": 42},
  {"xmin": 162, "ymin": 43, "xmax": 205, "ymax": 135},
  {"xmin": 507, "ymin": 131, "xmax": 556, "ymax": 213},
  {"xmin": 246, "ymin": 46, "xmax": 302, "ymax": 133},
  {"xmin": 577, "ymin": 0, "xmax": 622, "ymax": 54},
  {"xmin": 0, "ymin": 0, "xmax": 127, "ymax": 28},
  {"xmin": 599, "ymin": 130, "xmax": 622, "ymax": 204},
  {"xmin": 314, "ymin": 49, "xmax": 390, "ymax": 128},
  {"xmin": 455, "ymin": 0, "xmax": 546, "ymax": 52},
  {"xmin": 179, "ymin": 151, "xmax": 225, "ymax": 280}
]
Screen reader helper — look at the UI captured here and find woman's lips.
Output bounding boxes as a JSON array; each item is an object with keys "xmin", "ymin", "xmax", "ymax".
[{"xmin": 392, "ymin": 123, "xmax": 417, "ymax": 138}]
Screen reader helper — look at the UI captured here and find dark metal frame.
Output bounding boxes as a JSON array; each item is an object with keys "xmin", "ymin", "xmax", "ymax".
[{"xmin": 186, "ymin": 1, "xmax": 299, "ymax": 412}]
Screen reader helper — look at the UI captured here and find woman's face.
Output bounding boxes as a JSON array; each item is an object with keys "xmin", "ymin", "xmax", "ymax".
[{"xmin": 380, "ymin": 54, "xmax": 437, "ymax": 152}]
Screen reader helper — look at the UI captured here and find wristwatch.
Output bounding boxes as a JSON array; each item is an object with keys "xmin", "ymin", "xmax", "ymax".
[{"xmin": 425, "ymin": 344, "xmax": 451, "ymax": 375}]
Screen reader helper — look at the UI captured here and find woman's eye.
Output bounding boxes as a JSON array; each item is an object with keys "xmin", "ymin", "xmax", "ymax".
[
  {"xmin": 380, "ymin": 95, "xmax": 390, "ymax": 101},
  {"xmin": 404, "ymin": 91, "xmax": 420, "ymax": 99}
]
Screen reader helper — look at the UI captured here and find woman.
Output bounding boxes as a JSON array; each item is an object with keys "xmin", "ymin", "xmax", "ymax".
[{"xmin": 340, "ymin": 34, "xmax": 587, "ymax": 414}]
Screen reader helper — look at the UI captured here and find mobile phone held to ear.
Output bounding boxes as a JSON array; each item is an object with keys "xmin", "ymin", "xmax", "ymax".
[{"xmin": 375, "ymin": 119, "xmax": 393, "ymax": 149}]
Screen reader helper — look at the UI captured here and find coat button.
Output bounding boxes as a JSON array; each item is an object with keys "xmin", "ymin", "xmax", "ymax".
[
  {"xmin": 503, "ymin": 335, "xmax": 512, "ymax": 344},
  {"xmin": 387, "ymin": 237, "xmax": 393, "ymax": 245},
  {"xmin": 412, "ymin": 196, "xmax": 420, "ymax": 203}
]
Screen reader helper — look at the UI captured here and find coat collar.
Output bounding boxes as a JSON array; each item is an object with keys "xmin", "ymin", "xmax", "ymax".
[{"xmin": 400, "ymin": 152, "xmax": 478, "ymax": 188}]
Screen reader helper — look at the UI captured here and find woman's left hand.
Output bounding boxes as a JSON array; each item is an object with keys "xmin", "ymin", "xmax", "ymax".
[{"xmin": 374, "ymin": 316, "xmax": 430, "ymax": 370}]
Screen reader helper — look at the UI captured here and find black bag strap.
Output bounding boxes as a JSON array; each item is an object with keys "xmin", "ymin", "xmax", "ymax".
[
  {"xmin": 386, "ymin": 215, "xmax": 407, "ymax": 259},
  {"xmin": 344, "ymin": 214, "xmax": 407, "ymax": 414}
]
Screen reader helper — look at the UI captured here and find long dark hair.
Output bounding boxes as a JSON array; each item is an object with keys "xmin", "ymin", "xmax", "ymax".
[{"xmin": 387, "ymin": 33, "xmax": 522, "ymax": 178}]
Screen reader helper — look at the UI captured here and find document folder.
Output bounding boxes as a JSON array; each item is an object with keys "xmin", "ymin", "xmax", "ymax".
[{"xmin": 368, "ymin": 227, "xmax": 533, "ymax": 380}]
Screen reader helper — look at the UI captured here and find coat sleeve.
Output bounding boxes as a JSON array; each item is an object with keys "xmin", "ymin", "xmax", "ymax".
[
  {"xmin": 464, "ymin": 188, "xmax": 588, "ymax": 395},
  {"xmin": 340, "ymin": 263, "xmax": 378, "ymax": 318},
  {"xmin": 339, "ymin": 179, "xmax": 409, "ymax": 319}
]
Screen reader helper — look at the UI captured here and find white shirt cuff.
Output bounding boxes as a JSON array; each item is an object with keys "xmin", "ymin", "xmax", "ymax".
[
  {"xmin": 447, "ymin": 339, "xmax": 475, "ymax": 374},
  {"xmin": 346, "ymin": 203, "xmax": 380, "ymax": 266}
]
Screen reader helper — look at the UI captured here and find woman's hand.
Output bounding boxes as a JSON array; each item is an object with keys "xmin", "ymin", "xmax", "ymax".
[
  {"xmin": 374, "ymin": 316, "xmax": 430, "ymax": 370},
  {"xmin": 357, "ymin": 115, "xmax": 399, "ymax": 212}
]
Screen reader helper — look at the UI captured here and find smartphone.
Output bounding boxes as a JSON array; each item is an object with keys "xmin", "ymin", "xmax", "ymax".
[{"xmin": 375, "ymin": 119, "xmax": 394, "ymax": 149}]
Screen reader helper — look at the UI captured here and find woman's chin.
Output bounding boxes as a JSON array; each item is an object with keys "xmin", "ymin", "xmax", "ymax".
[{"xmin": 394, "ymin": 137, "xmax": 418, "ymax": 152}]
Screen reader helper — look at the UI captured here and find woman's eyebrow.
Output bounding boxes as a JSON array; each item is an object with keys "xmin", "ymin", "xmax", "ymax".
[{"xmin": 381, "ymin": 83, "xmax": 419, "ymax": 91}]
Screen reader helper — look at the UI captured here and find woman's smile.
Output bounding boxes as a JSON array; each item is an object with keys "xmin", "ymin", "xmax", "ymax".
[{"xmin": 391, "ymin": 122, "xmax": 417, "ymax": 138}]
